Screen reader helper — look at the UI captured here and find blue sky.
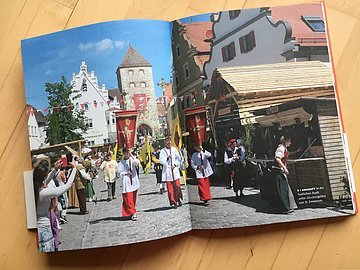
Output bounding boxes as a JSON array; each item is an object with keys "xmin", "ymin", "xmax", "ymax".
[
  {"xmin": 180, "ymin": 13, "xmax": 211, "ymax": 23},
  {"xmin": 22, "ymin": 20, "xmax": 172, "ymax": 110}
]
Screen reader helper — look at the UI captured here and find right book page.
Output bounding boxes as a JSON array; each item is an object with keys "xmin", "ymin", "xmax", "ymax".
[{"xmin": 170, "ymin": 2, "xmax": 357, "ymax": 230}]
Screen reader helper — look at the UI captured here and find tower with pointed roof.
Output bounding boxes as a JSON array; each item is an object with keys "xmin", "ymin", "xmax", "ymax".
[{"xmin": 116, "ymin": 46, "xmax": 159, "ymax": 140}]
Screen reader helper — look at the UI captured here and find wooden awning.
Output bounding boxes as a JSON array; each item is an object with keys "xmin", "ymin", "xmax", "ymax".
[
  {"xmin": 206, "ymin": 61, "xmax": 335, "ymax": 122},
  {"xmin": 255, "ymin": 107, "xmax": 313, "ymax": 128},
  {"xmin": 30, "ymin": 139, "xmax": 86, "ymax": 156}
]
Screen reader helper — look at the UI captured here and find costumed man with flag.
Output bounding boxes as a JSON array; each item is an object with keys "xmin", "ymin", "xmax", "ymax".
[
  {"xmin": 171, "ymin": 115, "xmax": 187, "ymax": 185},
  {"xmin": 152, "ymin": 144, "xmax": 165, "ymax": 194},
  {"xmin": 159, "ymin": 138, "xmax": 183, "ymax": 208},
  {"xmin": 139, "ymin": 136, "xmax": 153, "ymax": 175},
  {"xmin": 117, "ymin": 147, "xmax": 140, "ymax": 221},
  {"xmin": 191, "ymin": 143, "xmax": 213, "ymax": 206}
]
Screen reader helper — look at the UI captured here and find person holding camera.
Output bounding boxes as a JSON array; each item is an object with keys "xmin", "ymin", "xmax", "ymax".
[
  {"xmin": 33, "ymin": 158, "xmax": 78, "ymax": 252},
  {"xmin": 191, "ymin": 144, "xmax": 213, "ymax": 206},
  {"xmin": 117, "ymin": 147, "xmax": 140, "ymax": 221}
]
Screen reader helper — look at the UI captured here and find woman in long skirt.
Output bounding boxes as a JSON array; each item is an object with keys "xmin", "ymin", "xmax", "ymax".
[{"xmin": 273, "ymin": 135, "xmax": 298, "ymax": 214}]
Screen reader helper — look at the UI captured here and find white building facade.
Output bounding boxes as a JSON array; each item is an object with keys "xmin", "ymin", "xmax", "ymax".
[
  {"xmin": 70, "ymin": 61, "xmax": 120, "ymax": 146},
  {"xmin": 203, "ymin": 8, "xmax": 294, "ymax": 89}
]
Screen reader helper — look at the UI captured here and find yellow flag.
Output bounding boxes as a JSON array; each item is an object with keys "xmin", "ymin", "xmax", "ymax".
[
  {"xmin": 171, "ymin": 115, "xmax": 187, "ymax": 185},
  {"xmin": 112, "ymin": 143, "xmax": 118, "ymax": 161},
  {"xmin": 139, "ymin": 136, "xmax": 154, "ymax": 175}
]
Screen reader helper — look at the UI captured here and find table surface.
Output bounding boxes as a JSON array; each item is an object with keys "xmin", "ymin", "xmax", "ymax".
[{"xmin": 1, "ymin": 0, "xmax": 360, "ymax": 269}]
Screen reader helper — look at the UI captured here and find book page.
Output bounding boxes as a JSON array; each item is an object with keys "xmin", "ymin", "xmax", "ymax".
[
  {"xmin": 21, "ymin": 19, "xmax": 192, "ymax": 252},
  {"xmin": 169, "ymin": 2, "xmax": 356, "ymax": 230}
]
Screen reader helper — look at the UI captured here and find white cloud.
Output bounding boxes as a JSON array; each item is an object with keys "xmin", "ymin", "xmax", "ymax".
[{"xmin": 78, "ymin": 38, "xmax": 126, "ymax": 54}]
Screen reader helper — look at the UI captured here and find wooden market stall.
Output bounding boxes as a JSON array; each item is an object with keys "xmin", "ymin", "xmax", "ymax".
[{"xmin": 206, "ymin": 61, "xmax": 351, "ymax": 206}]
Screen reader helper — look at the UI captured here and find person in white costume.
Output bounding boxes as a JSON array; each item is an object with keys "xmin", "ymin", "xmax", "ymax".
[
  {"xmin": 117, "ymin": 147, "xmax": 140, "ymax": 221},
  {"xmin": 191, "ymin": 144, "xmax": 213, "ymax": 206},
  {"xmin": 159, "ymin": 138, "xmax": 183, "ymax": 208}
]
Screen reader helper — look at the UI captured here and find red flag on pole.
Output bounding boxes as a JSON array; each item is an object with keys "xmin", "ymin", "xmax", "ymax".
[
  {"xmin": 115, "ymin": 110, "xmax": 138, "ymax": 148},
  {"xmin": 184, "ymin": 106, "xmax": 207, "ymax": 146}
]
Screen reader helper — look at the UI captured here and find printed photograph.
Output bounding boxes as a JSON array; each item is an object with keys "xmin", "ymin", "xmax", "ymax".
[
  {"xmin": 168, "ymin": 2, "xmax": 356, "ymax": 229},
  {"xmin": 22, "ymin": 19, "xmax": 192, "ymax": 252},
  {"xmin": 21, "ymin": 2, "xmax": 356, "ymax": 253}
]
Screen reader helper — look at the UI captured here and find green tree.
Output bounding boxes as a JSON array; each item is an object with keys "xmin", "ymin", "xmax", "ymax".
[
  {"xmin": 45, "ymin": 76, "xmax": 87, "ymax": 145},
  {"xmin": 240, "ymin": 120, "xmax": 256, "ymax": 157}
]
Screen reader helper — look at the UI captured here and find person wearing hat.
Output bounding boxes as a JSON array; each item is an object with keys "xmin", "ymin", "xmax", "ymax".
[
  {"xmin": 224, "ymin": 138, "xmax": 246, "ymax": 198},
  {"xmin": 224, "ymin": 139, "xmax": 237, "ymax": 189},
  {"xmin": 234, "ymin": 138, "xmax": 246, "ymax": 198},
  {"xmin": 100, "ymin": 153, "xmax": 118, "ymax": 201},
  {"xmin": 74, "ymin": 157, "xmax": 92, "ymax": 214}
]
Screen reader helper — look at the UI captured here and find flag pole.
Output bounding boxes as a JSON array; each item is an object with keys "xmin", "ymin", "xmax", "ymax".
[{"xmin": 165, "ymin": 111, "xmax": 179, "ymax": 204}]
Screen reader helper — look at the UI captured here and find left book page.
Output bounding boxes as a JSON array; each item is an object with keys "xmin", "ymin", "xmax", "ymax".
[{"xmin": 21, "ymin": 19, "xmax": 192, "ymax": 252}]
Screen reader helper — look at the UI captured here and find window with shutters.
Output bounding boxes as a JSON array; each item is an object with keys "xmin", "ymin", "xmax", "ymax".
[
  {"xmin": 229, "ymin": 10, "xmax": 241, "ymax": 20},
  {"xmin": 129, "ymin": 82, "xmax": 135, "ymax": 88},
  {"xmin": 140, "ymin": 82, "xmax": 146, "ymax": 88},
  {"xmin": 139, "ymin": 69, "xmax": 145, "ymax": 75},
  {"xmin": 221, "ymin": 42, "xmax": 236, "ymax": 62},
  {"xmin": 128, "ymin": 70, "xmax": 134, "ymax": 75},
  {"xmin": 239, "ymin": 31, "xmax": 256, "ymax": 54}
]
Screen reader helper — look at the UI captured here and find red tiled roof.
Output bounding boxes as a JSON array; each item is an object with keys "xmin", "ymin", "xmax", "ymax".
[
  {"xmin": 270, "ymin": 3, "xmax": 327, "ymax": 47},
  {"xmin": 26, "ymin": 104, "xmax": 46, "ymax": 123},
  {"xmin": 182, "ymin": 22, "xmax": 213, "ymax": 53}
]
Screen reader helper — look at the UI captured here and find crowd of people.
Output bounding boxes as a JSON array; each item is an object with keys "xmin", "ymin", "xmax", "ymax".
[{"xmin": 32, "ymin": 134, "xmax": 298, "ymax": 252}]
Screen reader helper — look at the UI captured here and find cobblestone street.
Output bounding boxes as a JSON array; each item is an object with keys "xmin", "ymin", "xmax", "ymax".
[
  {"xmin": 59, "ymin": 170, "xmax": 191, "ymax": 251},
  {"xmin": 187, "ymin": 179, "xmax": 351, "ymax": 229}
]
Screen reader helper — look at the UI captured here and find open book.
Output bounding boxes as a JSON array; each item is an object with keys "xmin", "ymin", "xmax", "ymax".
[{"xmin": 21, "ymin": 2, "xmax": 357, "ymax": 253}]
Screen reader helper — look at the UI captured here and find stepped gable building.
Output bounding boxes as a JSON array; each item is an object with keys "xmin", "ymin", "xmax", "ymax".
[
  {"xmin": 70, "ymin": 61, "xmax": 119, "ymax": 146},
  {"xmin": 116, "ymin": 46, "xmax": 159, "ymax": 138},
  {"xmin": 203, "ymin": 3, "xmax": 329, "ymax": 90}
]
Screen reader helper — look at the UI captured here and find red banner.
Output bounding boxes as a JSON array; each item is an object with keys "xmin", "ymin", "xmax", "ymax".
[
  {"xmin": 133, "ymin": 94, "xmax": 148, "ymax": 112},
  {"xmin": 115, "ymin": 110, "xmax": 138, "ymax": 148},
  {"xmin": 184, "ymin": 106, "xmax": 207, "ymax": 145}
]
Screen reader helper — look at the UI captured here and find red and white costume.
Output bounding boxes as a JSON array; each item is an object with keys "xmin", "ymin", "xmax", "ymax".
[
  {"xmin": 117, "ymin": 157, "xmax": 140, "ymax": 217},
  {"xmin": 191, "ymin": 150, "xmax": 213, "ymax": 201},
  {"xmin": 159, "ymin": 146, "xmax": 183, "ymax": 206}
]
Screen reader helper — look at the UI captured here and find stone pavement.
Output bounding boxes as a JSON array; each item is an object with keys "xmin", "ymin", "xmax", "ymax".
[
  {"xmin": 187, "ymin": 179, "xmax": 352, "ymax": 230},
  {"xmin": 59, "ymin": 170, "xmax": 192, "ymax": 251}
]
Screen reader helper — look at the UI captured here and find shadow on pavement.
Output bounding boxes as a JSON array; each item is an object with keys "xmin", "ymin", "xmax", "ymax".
[
  {"xmin": 211, "ymin": 194, "xmax": 282, "ymax": 214},
  {"xmin": 139, "ymin": 191, "xmax": 160, "ymax": 196},
  {"xmin": 94, "ymin": 198, "xmax": 113, "ymax": 203},
  {"xmin": 67, "ymin": 212, "xmax": 90, "ymax": 216},
  {"xmin": 142, "ymin": 205, "xmax": 180, "ymax": 212},
  {"xmin": 89, "ymin": 216, "xmax": 130, "ymax": 224},
  {"xmin": 188, "ymin": 202, "xmax": 205, "ymax": 206}
]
